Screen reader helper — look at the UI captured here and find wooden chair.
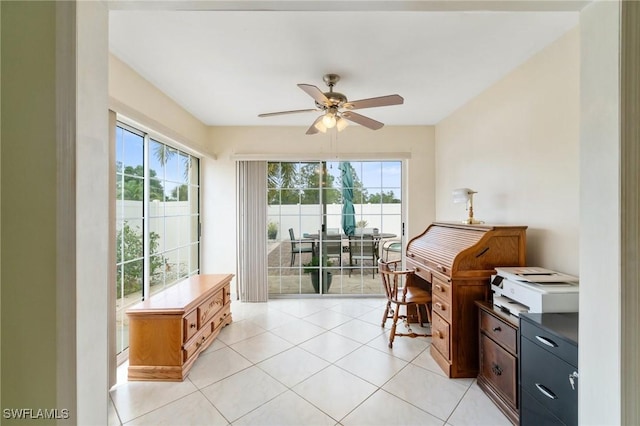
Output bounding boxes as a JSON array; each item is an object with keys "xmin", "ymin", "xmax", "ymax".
[
  {"xmin": 379, "ymin": 259, "xmax": 432, "ymax": 348},
  {"xmin": 288, "ymin": 228, "xmax": 314, "ymax": 266}
]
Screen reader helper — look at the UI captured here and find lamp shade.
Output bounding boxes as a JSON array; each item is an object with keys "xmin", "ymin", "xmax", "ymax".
[{"xmin": 452, "ymin": 188, "xmax": 476, "ymax": 203}]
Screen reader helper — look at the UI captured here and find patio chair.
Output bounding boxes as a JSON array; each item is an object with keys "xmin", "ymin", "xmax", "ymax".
[
  {"xmin": 348, "ymin": 234, "xmax": 378, "ymax": 277},
  {"xmin": 379, "ymin": 259, "xmax": 432, "ymax": 348},
  {"xmin": 381, "ymin": 239, "xmax": 402, "ymax": 261},
  {"xmin": 323, "ymin": 233, "xmax": 343, "ymax": 266},
  {"xmin": 289, "ymin": 228, "xmax": 314, "ymax": 267}
]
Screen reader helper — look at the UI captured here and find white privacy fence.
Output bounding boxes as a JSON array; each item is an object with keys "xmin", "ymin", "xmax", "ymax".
[
  {"xmin": 267, "ymin": 203, "xmax": 402, "ymax": 240},
  {"xmin": 117, "ymin": 200, "xmax": 196, "ymax": 268}
]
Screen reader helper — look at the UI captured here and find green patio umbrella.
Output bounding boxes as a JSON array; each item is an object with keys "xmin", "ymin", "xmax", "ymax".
[{"xmin": 340, "ymin": 161, "xmax": 356, "ymax": 236}]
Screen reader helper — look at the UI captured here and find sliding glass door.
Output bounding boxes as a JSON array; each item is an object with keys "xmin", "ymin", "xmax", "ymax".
[{"xmin": 267, "ymin": 160, "xmax": 402, "ymax": 296}]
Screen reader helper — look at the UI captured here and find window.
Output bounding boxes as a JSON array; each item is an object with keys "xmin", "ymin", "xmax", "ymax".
[{"xmin": 115, "ymin": 123, "xmax": 200, "ymax": 354}]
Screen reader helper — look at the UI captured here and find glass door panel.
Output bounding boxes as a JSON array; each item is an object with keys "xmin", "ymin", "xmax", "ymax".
[{"xmin": 267, "ymin": 160, "xmax": 402, "ymax": 296}]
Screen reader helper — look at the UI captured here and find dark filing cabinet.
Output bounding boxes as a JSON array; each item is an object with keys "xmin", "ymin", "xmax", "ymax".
[{"xmin": 519, "ymin": 312, "xmax": 579, "ymax": 426}]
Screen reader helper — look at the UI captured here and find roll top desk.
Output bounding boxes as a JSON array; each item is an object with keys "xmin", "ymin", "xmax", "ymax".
[{"xmin": 405, "ymin": 222, "xmax": 527, "ymax": 378}]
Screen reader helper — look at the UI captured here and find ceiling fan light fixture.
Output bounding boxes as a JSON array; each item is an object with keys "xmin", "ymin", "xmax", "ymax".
[
  {"xmin": 322, "ymin": 111, "xmax": 337, "ymax": 129},
  {"xmin": 336, "ymin": 116, "xmax": 349, "ymax": 132},
  {"xmin": 314, "ymin": 120, "xmax": 328, "ymax": 133}
]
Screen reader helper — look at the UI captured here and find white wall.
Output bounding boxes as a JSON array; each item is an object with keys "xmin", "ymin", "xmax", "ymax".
[
  {"xmin": 435, "ymin": 27, "xmax": 580, "ymax": 275},
  {"xmin": 579, "ymin": 1, "xmax": 621, "ymax": 424},
  {"xmin": 109, "ymin": 54, "xmax": 212, "ymax": 157}
]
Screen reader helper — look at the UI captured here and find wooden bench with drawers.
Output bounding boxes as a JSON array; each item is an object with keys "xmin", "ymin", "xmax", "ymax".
[{"xmin": 126, "ymin": 274, "xmax": 234, "ymax": 381}]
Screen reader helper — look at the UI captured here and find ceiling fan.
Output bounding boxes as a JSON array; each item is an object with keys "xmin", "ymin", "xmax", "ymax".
[{"xmin": 258, "ymin": 73, "xmax": 404, "ymax": 135}]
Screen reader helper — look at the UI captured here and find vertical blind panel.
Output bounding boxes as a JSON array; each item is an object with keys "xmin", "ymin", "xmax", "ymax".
[{"xmin": 236, "ymin": 161, "xmax": 268, "ymax": 302}]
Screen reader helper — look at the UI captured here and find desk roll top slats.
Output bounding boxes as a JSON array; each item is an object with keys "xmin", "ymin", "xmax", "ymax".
[
  {"xmin": 406, "ymin": 222, "xmax": 527, "ymax": 378},
  {"xmin": 127, "ymin": 274, "xmax": 233, "ymax": 381}
]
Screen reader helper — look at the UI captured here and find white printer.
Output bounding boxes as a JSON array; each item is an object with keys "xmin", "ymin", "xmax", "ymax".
[{"xmin": 491, "ymin": 267, "xmax": 579, "ymax": 317}]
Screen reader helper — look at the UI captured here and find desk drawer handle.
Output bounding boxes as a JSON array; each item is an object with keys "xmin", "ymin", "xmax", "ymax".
[
  {"xmin": 535, "ymin": 383, "xmax": 558, "ymax": 400},
  {"xmin": 491, "ymin": 363, "xmax": 503, "ymax": 376},
  {"xmin": 436, "ymin": 264, "xmax": 445, "ymax": 272},
  {"xmin": 492, "ymin": 326, "xmax": 501, "ymax": 332},
  {"xmin": 434, "ymin": 284, "xmax": 444, "ymax": 292},
  {"xmin": 435, "ymin": 330, "xmax": 444, "ymax": 339},
  {"xmin": 189, "ymin": 323, "xmax": 197, "ymax": 329},
  {"xmin": 434, "ymin": 302, "xmax": 445, "ymax": 311},
  {"xmin": 535, "ymin": 335, "xmax": 558, "ymax": 348}
]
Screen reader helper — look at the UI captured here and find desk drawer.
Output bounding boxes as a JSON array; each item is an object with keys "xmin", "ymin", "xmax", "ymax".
[
  {"xmin": 431, "ymin": 313, "xmax": 450, "ymax": 360},
  {"xmin": 520, "ymin": 317, "xmax": 578, "ymax": 366},
  {"xmin": 520, "ymin": 336, "xmax": 578, "ymax": 425},
  {"xmin": 406, "ymin": 258, "xmax": 431, "ymax": 283},
  {"xmin": 521, "ymin": 390, "xmax": 565, "ymax": 426},
  {"xmin": 432, "ymin": 294, "xmax": 451, "ymax": 323},
  {"xmin": 432, "ymin": 276, "xmax": 451, "ymax": 303},
  {"xmin": 480, "ymin": 310, "xmax": 517, "ymax": 354},
  {"xmin": 480, "ymin": 334, "xmax": 517, "ymax": 406}
]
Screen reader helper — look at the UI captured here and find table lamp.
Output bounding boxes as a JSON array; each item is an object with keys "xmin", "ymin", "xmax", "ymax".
[{"xmin": 452, "ymin": 188, "xmax": 482, "ymax": 224}]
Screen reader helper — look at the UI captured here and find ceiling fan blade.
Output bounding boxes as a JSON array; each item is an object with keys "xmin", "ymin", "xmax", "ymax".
[
  {"xmin": 258, "ymin": 108, "xmax": 318, "ymax": 118},
  {"xmin": 343, "ymin": 94, "xmax": 404, "ymax": 110},
  {"xmin": 305, "ymin": 115, "xmax": 325, "ymax": 135},
  {"xmin": 341, "ymin": 111, "xmax": 384, "ymax": 130},
  {"xmin": 298, "ymin": 84, "xmax": 329, "ymax": 106}
]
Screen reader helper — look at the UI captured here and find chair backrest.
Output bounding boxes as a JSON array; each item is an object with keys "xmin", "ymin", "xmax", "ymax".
[
  {"xmin": 379, "ymin": 259, "xmax": 413, "ymax": 302},
  {"xmin": 324, "ymin": 234, "xmax": 343, "ymax": 256},
  {"xmin": 289, "ymin": 228, "xmax": 298, "ymax": 248},
  {"xmin": 326, "ymin": 228, "xmax": 340, "ymax": 236},
  {"xmin": 349, "ymin": 235, "xmax": 376, "ymax": 256}
]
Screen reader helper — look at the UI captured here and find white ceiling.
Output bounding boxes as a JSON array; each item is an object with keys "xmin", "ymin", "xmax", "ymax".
[{"xmin": 109, "ymin": 5, "xmax": 581, "ymax": 128}]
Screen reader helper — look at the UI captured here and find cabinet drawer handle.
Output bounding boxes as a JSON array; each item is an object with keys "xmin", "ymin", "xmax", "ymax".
[
  {"xmin": 196, "ymin": 336, "xmax": 206, "ymax": 348},
  {"xmin": 434, "ymin": 284, "xmax": 444, "ymax": 292},
  {"xmin": 435, "ymin": 330, "xmax": 444, "ymax": 339},
  {"xmin": 535, "ymin": 335, "xmax": 558, "ymax": 348},
  {"xmin": 436, "ymin": 264, "xmax": 445, "ymax": 272},
  {"xmin": 491, "ymin": 363, "xmax": 503, "ymax": 376},
  {"xmin": 535, "ymin": 383, "xmax": 558, "ymax": 400},
  {"xmin": 190, "ymin": 323, "xmax": 197, "ymax": 329},
  {"xmin": 435, "ymin": 302, "xmax": 445, "ymax": 311},
  {"xmin": 408, "ymin": 252, "xmax": 415, "ymax": 258},
  {"xmin": 492, "ymin": 326, "xmax": 501, "ymax": 332}
]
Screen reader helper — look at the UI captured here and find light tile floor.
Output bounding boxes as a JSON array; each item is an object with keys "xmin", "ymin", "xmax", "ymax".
[{"xmin": 109, "ymin": 297, "xmax": 511, "ymax": 426}]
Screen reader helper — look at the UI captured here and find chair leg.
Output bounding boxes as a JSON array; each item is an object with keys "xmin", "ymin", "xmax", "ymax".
[
  {"xmin": 381, "ymin": 301, "xmax": 391, "ymax": 327},
  {"xmin": 290, "ymin": 252, "xmax": 295, "ymax": 267},
  {"xmin": 416, "ymin": 305, "xmax": 423, "ymax": 327},
  {"xmin": 389, "ymin": 304, "xmax": 400, "ymax": 348}
]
